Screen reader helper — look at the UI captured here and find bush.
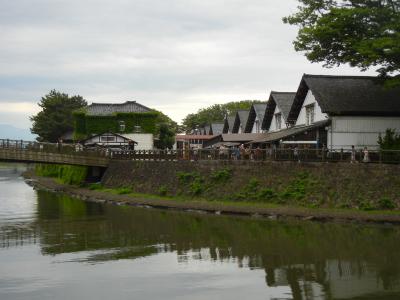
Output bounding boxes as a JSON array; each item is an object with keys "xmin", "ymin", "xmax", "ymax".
[
  {"xmin": 35, "ymin": 163, "xmax": 88, "ymax": 185},
  {"xmin": 88, "ymin": 183, "xmax": 103, "ymax": 190},
  {"xmin": 190, "ymin": 179, "xmax": 204, "ymax": 196},
  {"xmin": 211, "ymin": 168, "xmax": 232, "ymax": 183},
  {"xmin": 116, "ymin": 187, "xmax": 133, "ymax": 195},
  {"xmin": 158, "ymin": 185, "xmax": 168, "ymax": 196},
  {"xmin": 378, "ymin": 197, "xmax": 396, "ymax": 210},
  {"xmin": 177, "ymin": 172, "xmax": 200, "ymax": 184}
]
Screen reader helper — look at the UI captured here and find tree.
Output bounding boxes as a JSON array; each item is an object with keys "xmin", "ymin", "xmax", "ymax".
[
  {"xmin": 155, "ymin": 123, "xmax": 175, "ymax": 149},
  {"xmin": 182, "ymin": 100, "xmax": 262, "ymax": 132},
  {"xmin": 378, "ymin": 129, "xmax": 400, "ymax": 150},
  {"xmin": 30, "ymin": 90, "xmax": 87, "ymax": 142},
  {"xmin": 284, "ymin": 0, "xmax": 400, "ymax": 86}
]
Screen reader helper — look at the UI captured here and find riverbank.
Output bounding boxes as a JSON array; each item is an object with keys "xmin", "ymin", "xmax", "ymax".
[{"xmin": 23, "ymin": 170, "xmax": 400, "ymax": 224}]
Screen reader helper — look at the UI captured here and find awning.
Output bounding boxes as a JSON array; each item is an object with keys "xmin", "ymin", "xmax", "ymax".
[{"xmin": 249, "ymin": 120, "xmax": 330, "ymax": 144}]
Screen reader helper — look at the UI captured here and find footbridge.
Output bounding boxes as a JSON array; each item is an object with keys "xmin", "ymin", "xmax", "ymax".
[{"xmin": 0, "ymin": 139, "xmax": 110, "ymax": 167}]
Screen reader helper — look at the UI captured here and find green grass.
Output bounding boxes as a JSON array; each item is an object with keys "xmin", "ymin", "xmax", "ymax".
[
  {"xmin": 81, "ymin": 183, "xmax": 400, "ymax": 218},
  {"xmin": 35, "ymin": 163, "xmax": 88, "ymax": 185}
]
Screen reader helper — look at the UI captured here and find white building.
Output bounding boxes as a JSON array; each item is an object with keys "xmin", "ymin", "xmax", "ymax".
[
  {"xmin": 264, "ymin": 92, "xmax": 297, "ymax": 132},
  {"xmin": 286, "ymin": 74, "xmax": 400, "ymax": 150},
  {"xmin": 232, "ymin": 110, "xmax": 250, "ymax": 134},
  {"xmin": 245, "ymin": 103, "xmax": 268, "ymax": 133}
]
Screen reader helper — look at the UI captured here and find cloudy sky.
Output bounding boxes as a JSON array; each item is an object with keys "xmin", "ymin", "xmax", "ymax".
[{"xmin": 0, "ymin": 0, "xmax": 378, "ymax": 129}]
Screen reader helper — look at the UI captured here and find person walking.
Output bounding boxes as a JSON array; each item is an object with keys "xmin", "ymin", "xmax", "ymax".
[
  {"xmin": 350, "ymin": 145, "xmax": 356, "ymax": 163},
  {"xmin": 363, "ymin": 147, "xmax": 370, "ymax": 163}
]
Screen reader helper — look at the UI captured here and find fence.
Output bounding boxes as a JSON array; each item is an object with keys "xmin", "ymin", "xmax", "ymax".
[{"xmin": 1, "ymin": 139, "xmax": 400, "ymax": 164}]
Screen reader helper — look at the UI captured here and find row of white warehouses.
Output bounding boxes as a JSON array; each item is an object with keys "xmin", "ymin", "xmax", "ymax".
[{"xmin": 198, "ymin": 74, "xmax": 400, "ymax": 150}]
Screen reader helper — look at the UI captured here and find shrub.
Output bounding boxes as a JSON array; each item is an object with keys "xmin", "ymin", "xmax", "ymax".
[
  {"xmin": 190, "ymin": 178, "xmax": 204, "ymax": 196},
  {"xmin": 211, "ymin": 168, "xmax": 232, "ymax": 183},
  {"xmin": 158, "ymin": 185, "xmax": 168, "ymax": 196},
  {"xmin": 378, "ymin": 197, "xmax": 396, "ymax": 210},
  {"xmin": 359, "ymin": 200, "xmax": 376, "ymax": 211},
  {"xmin": 116, "ymin": 187, "xmax": 133, "ymax": 195},
  {"xmin": 89, "ymin": 183, "xmax": 103, "ymax": 190},
  {"xmin": 257, "ymin": 188, "xmax": 276, "ymax": 202},
  {"xmin": 177, "ymin": 172, "xmax": 200, "ymax": 184}
]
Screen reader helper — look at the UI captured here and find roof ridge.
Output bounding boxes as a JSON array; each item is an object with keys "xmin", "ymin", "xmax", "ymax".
[
  {"xmin": 303, "ymin": 74, "xmax": 386, "ymax": 80},
  {"xmin": 270, "ymin": 91, "xmax": 296, "ymax": 94}
]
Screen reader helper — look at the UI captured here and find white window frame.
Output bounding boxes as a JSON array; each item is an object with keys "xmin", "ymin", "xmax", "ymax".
[
  {"xmin": 275, "ymin": 113, "xmax": 282, "ymax": 130},
  {"xmin": 305, "ymin": 104, "xmax": 315, "ymax": 125}
]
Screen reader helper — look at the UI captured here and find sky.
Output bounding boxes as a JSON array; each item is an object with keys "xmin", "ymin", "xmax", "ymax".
[{"xmin": 0, "ymin": 0, "xmax": 378, "ymax": 129}]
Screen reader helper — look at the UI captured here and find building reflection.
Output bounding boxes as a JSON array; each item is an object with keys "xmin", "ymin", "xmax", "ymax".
[{"xmin": 1, "ymin": 190, "xmax": 400, "ymax": 299}]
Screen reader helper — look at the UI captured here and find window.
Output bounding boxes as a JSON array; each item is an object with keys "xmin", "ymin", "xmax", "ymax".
[
  {"xmin": 255, "ymin": 120, "xmax": 260, "ymax": 133},
  {"xmin": 305, "ymin": 104, "xmax": 315, "ymax": 125},
  {"xmin": 119, "ymin": 121, "xmax": 126, "ymax": 132},
  {"xmin": 275, "ymin": 113, "xmax": 282, "ymax": 130},
  {"xmin": 100, "ymin": 136, "xmax": 116, "ymax": 142},
  {"xmin": 134, "ymin": 125, "xmax": 142, "ymax": 133}
]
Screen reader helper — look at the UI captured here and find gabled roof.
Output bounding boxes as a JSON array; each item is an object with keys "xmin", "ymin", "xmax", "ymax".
[
  {"xmin": 245, "ymin": 103, "xmax": 267, "ymax": 133},
  {"xmin": 232, "ymin": 110, "xmax": 250, "ymax": 133},
  {"xmin": 223, "ymin": 116, "xmax": 236, "ymax": 133},
  {"xmin": 263, "ymin": 92, "xmax": 296, "ymax": 131},
  {"xmin": 82, "ymin": 132, "xmax": 137, "ymax": 144},
  {"xmin": 86, "ymin": 101, "xmax": 152, "ymax": 116},
  {"xmin": 210, "ymin": 123, "xmax": 224, "ymax": 135},
  {"xmin": 287, "ymin": 74, "xmax": 400, "ymax": 123}
]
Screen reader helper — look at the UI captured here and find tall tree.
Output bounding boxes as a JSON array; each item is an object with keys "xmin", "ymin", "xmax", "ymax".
[
  {"xmin": 183, "ymin": 100, "xmax": 262, "ymax": 132},
  {"xmin": 155, "ymin": 123, "xmax": 175, "ymax": 149},
  {"xmin": 30, "ymin": 90, "xmax": 87, "ymax": 142},
  {"xmin": 284, "ymin": 0, "xmax": 400, "ymax": 85}
]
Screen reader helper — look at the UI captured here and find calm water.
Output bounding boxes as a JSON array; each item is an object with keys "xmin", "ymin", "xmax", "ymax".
[{"xmin": 1, "ymin": 164, "xmax": 400, "ymax": 300}]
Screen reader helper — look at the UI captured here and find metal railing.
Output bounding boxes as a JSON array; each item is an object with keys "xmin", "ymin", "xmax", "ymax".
[{"xmin": 1, "ymin": 139, "xmax": 400, "ymax": 164}]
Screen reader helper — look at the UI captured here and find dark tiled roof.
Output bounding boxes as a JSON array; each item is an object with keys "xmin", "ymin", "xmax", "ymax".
[
  {"xmin": 223, "ymin": 116, "xmax": 235, "ymax": 133},
  {"xmin": 270, "ymin": 92, "xmax": 296, "ymax": 120},
  {"xmin": 210, "ymin": 123, "xmax": 224, "ymax": 135},
  {"xmin": 232, "ymin": 110, "xmax": 250, "ymax": 133},
  {"xmin": 263, "ymin": 92, "xmax": 296, "ymax": 130},
  {"xmin": 288, "ymin": 74, "xmax": 400, "ymax": 123},
  {"xmin": 86, "ymin": 101, "xmax": 152, "ymax": 116},
  {"xmin": 245, "ymin": 103, "xmax": 267, "ymax": 132}
]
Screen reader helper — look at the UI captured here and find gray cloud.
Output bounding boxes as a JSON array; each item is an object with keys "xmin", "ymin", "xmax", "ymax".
[{"xmin": 0, "ymin": 0, "xmax": 377, "ymax": 129}]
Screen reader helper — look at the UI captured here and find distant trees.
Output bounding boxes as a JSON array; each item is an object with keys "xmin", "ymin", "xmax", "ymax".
[
  {"xmin": 284, "ymin": 0, "xmax": 400, "ymax": 86},
  {"xmin": 30, "ymin": 90, "xmax": 87, "ymax": 142},
  {"xmin": 182, "ymin": 100, "xmax": 262, "ymax": 132}
]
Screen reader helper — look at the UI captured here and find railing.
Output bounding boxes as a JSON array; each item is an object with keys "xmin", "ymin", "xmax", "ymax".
[{"xmin": 1, "ymin": 139, "xmax": 400, "ymax": 164}]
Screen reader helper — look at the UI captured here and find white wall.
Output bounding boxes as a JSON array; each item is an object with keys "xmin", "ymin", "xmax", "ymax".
[
  {"xmin": 84, "ymin": 134, "xmax": 127, "ymax": 145},
  {"xmin": 251, "ymin": 116, "xmax": 260, "ymax": 133},
  {"xmin": 122, "ymin": 133, "xmax": 154, "ymax": 150},
  {"xmin": 327, "ymin": 116, "xmax": 400, "ymax": 150},
  {"xmin": 269, "ymin": 106, "xmax": 284, "ymax": 132},
  {"xmin": 295, "ymin": 90, "xmax": 328, "ymax": 126}
]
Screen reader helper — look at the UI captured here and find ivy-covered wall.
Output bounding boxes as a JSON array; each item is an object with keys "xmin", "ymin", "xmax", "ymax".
[{"xmin": 73, "ymin": 112, "xmax": 159, "ymax": 140}]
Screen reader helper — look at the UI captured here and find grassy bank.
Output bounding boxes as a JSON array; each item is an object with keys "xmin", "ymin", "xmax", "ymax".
[
  {"xmin": 24, "ymin": 170, "xmax": 400, "ymax": 224},
  {"xmin": 35, "ymin": 163, "xmax": 88, "ymax": 185}
]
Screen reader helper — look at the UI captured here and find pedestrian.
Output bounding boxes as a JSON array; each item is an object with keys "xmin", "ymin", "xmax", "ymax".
[
  {"xmin": 363, "ymin": 146, "xmax": 370, "ymax": 163},
  {"xmin": 239, "ymin": 144, "xmax": 245, "ymax": 160},
  {"xmin": 350, "ymin": 145, "xmax": 356, "ymax": 163},
  {"xmin": 293, "ymin": 146, "xmax": 299, "ymax": 162},
  {"xmin": 234, "ymin": 146, "xmax": 240, "ymax": 160}
]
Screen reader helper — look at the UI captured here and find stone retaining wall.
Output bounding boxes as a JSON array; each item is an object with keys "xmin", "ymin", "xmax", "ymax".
[{"xmin": 101, "ymin": 161, "xmax": 400, "ymax": 209}]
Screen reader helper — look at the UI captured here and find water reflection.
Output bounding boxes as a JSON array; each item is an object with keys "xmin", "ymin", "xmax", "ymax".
[{"xmin": 1, "ymin": 167, "xmax": 400, "ymax": 299}]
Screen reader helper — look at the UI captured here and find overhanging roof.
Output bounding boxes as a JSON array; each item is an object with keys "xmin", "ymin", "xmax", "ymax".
[{"xmin": 250, "ymin": 120, "xmax": 330, "ymax": 143}]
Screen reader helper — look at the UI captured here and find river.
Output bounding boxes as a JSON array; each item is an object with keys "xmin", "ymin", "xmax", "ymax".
[{"xmin": 0, "ymin": 163, "xmax": 400, "ymax": 300}]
